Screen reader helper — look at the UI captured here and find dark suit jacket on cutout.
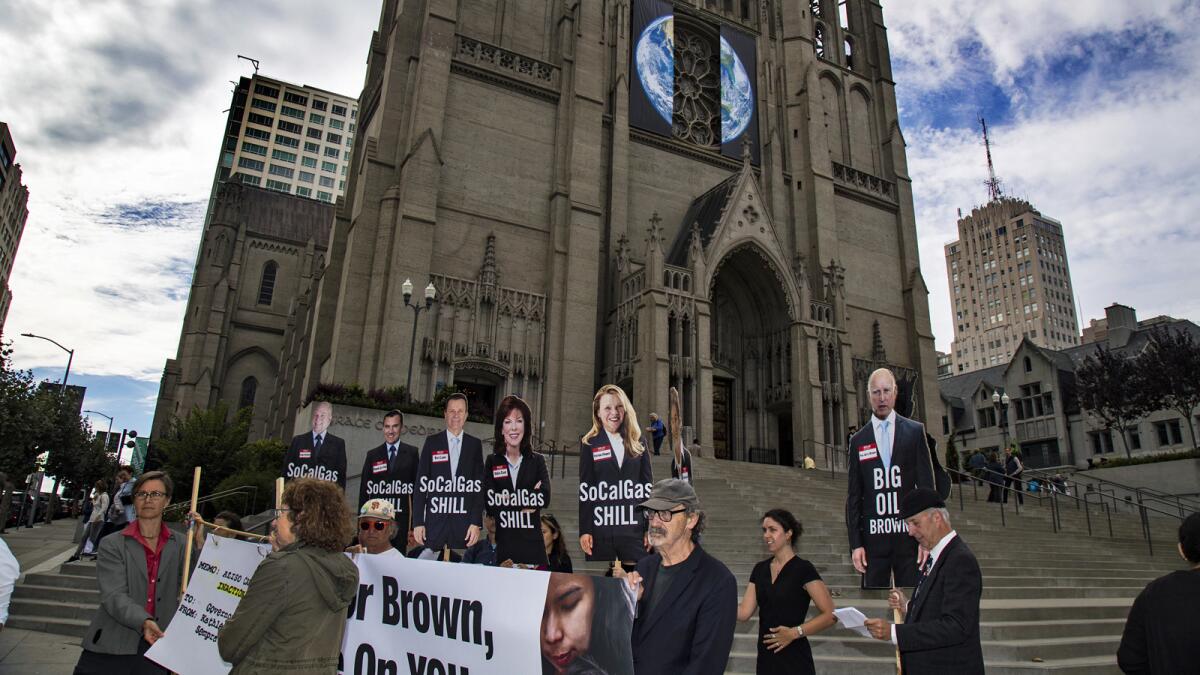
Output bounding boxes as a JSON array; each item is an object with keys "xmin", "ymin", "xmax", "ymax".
[
  {"xmin": 846, "ymin": 413, "xmax": 936, "ymax": 552},
  {"xmin": 282, "ymin": 431, "xmax": 347, "ymax": 490},
  {"xmin": 577, "ymin": 432, "xmax": 654, "ymax": 562},
  {"xmin": 412, "ymin": 431, "xmax": 484, "ymax": 550},
  {"xmin": 357, "ymin": 440, "xmax": 419, "ymax": 547},
  {"xmin": 483, "ymin": 450, "xmax": 550, "ymax": 566}
]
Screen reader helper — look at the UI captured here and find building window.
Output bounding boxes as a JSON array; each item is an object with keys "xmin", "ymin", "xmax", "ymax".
[
  {"xmin": 280, "ymin": 105, "xmax": 305, "ymax": 119},
  {"xmin": 324, "ymin": 147, "xmax": 340, "ymax": 159},
  {"xmin": 254, "ymin": 83, "xmax": 280, "ymax": 98},
  {"xmin": 283, "ymin": 91, "xmax": 308, "ymax": 106},
  {"xmin": 239, "ymin": 174, "xmax": 261, "ymax": 186},
  {"xmin": 326, "ymin": 132, "xmax": 342, "ymax": 144},
  {"xmin": 247, "ymin": 112, "xmax": 274, "ymax": 127},
  {"xmin": 296, "ymin": 186, "xmax": 312, "ymax": 198},
  {"xmin": 238, "ymin": 376, "xmax": 258, "ymax": 410},
  {"xmin": 302, "ymin": 156, "xmax": 318, "ymax": 168},
  {"xmin": 331, "ymin": 104, "xmax": 348, "ymax": 116},
  {"xmin": 1023, "ymin": 356, "xmax": 1032, "ymax": 372},
  {"xmin": 299, "ymin": 171, "xmax": 315, "ymax": 183},
  {"xmin": 264, "ymin": 179, "xmax": 291, "ymax": 192},
  {"xmin": 241, "ymin": 141, "xmax": 267, "ymax": 156},
  {"xmin": 329, "ymin": 119, "xmax": 345, "ymax": 130},
  {"xmin": 304, "ymin": 142, "xmax": 320, "ymax": 154},
  {"xmin": 311, "ymin": 98, "xmax": 328, "ymax": 111},
  {"xmin": 277, "ymin": 120, "xmax": 303, "ymax": 134},
  {"xmin": 271, "ymin": 149, "xmax": 297, "ymax": 163},
  {"xmin": 307, "ymin": 128, "xmax": 322, "ymax": 139},
  {"xmin": 258, "ymin": 261, "xmax": 278, "ymax": 305},
  {"xmin": 237, "ymin": 157, "xmax": 264, "ymax": 172},
  {"xmin": 309, "ymin": 113, "xmax": 325, "ymax": 125},
  {"xmin": 317, "ymin": 190, "xmax": 333, "ymax": 202},
  {"xmin": 1128, "ymin": 428, "xmax": 1141, "ymax": 450},
  {"xmin": 319, "ymin": 175, "xmax": 335, "ymax": 188},
  {"xmin": 244, "ymin": 127, "xmax": 270, "ymax": 141},
  {"xmin": 814, "ymin": 23, "xmax": 826, "ymax": 58},
  {"xmin": 268, "ymin": 164, "xmax": 294, "ymax": 178},
  {"xmin": 274, "ymin": 134, "xmax": 299, "ymax": 148},
  {"xmin": 976, "ymin": 407, "xmax": 996, "ymax": 428},
  {"xmin": 1155, "ymin": 419, "xmax": 1183, "ymax": 446},
  {"xmin": 1089, "ymin": 429, "xmax": 1113, "ymax": 455},
  {"xmin": 321, "ymin": 160, "xmax": 337, "ymax": 172},
  {"xmin": 250, "ymin": 98, "xmax": 277, "ymax": 113}
]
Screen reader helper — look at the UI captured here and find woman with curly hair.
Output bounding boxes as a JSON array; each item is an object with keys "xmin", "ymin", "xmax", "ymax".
[
  {"xmin": 218, "ymin": 478, "xmax": 359, "ymax": 674},
  {"xmin": 577, "ymin": 384, "xmax": 653, "ymax": 572}
]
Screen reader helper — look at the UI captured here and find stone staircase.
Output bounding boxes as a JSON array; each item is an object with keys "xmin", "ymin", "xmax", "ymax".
[
  {"xmin": 544, "ymin": 450, "xmax": 1181, "ymax": 675},
  {"xmin": 6, "ymin": 450, "xmax": 1184, "ymax": 674}
]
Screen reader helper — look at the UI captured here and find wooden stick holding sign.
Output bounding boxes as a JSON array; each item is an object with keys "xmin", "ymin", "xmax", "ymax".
[
  {"xmin": 891, "ymin": 571, "xmax": 903, "ymax": 674},
  {"xmin": 179, "ymin": 466, "xmax": 202, "ymax": 599},
  {"xmin": 275, "ymin": 476, "xmax": 284, "ymax": 509}
]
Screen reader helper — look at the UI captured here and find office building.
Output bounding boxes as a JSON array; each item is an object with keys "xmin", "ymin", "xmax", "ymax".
[{"xmin": 0, "ymin": 122, "xmax": 30, "ymax": 330}]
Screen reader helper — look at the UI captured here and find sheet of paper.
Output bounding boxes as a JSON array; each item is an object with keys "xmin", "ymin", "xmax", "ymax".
[{"xmin": 833, "ymin": 607, "xmax": 873, "ymax": 638}]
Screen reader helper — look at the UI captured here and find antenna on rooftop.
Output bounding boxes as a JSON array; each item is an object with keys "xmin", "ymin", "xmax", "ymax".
[
  {"xmin": 981, "ymin": 117, "xmax": 1003, "ymax": 202},
  {"xmin": 237, "ymin": 54, "xmax": 260, "ymax": 75}
]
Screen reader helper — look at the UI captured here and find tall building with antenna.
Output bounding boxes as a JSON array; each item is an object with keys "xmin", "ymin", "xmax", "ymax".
[{"xmin": 943, "ymin": 119, "xmax": 1080, "ymax": 374}]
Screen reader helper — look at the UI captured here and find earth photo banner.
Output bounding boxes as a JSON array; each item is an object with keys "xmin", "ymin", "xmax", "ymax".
[{"xmin": 147, "ymin": 537, "xmax": 635, "ymax": 675}]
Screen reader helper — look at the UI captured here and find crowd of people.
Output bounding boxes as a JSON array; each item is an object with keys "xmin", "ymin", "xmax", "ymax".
[{"xmin": 58, "ymin": 369, "xmax": 1198, "ymax": 675}]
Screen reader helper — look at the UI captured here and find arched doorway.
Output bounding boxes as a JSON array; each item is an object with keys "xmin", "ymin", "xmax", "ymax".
[{"xmin": 709, "ymin": 245, "xmax": 794, "ymax": 464}]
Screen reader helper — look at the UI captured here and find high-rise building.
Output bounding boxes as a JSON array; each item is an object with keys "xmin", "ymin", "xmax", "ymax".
[
  {"xmin": 250, "ymin": 0, "xmax": 943, "ymax": 466},
  {"xmin": 205, "ymin": 74, "xmax": 357, "ymax": 215},
  {"xmin": 0, "ymin": 122, "xmax": 30, "ymax": 330},
  {"xmin": 944, "ymin": 197, "xmax": 1080, "ymax": 374}
]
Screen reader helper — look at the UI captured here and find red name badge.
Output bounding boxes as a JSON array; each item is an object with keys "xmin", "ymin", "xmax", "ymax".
[
  {"xmin": 299, "ymin": 449, "xmax": 312, "ymax": 459},
  {"xmin": 592, "ymin": 446, "xmax": 613, "ymax": 461},
  {"xmin": 858, "ymin": 444, "xmax": 879, "ymax": 462},
  {"xmin": 681, "ymin": 468, "xmax": 690, "ymax": 480},
  {"xmin": 492, "ymin": 466, "xmax": 509, "ymax": 479},
  {"xmin": 372, "ymin": 460, "xmax": 388, "ymax": 474},
  {"xmin": 431, "ymin": 450, "xmax": 450, "ymax": 463}
]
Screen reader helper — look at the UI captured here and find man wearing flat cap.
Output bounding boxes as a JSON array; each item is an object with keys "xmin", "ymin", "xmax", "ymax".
[
  {"xmin": 623, "ymin": 479, "xmax": 735, "ymax": 675},
  {"xmin": 864, "ymin": 488, "xmax": 984, "ymax": 674}
]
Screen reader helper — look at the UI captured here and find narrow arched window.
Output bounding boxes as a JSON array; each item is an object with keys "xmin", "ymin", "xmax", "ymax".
[
  {"xmin": 844, "ymin": 37, "xmax": 854, "ymax": 70},
  {"xmin": 258, "ymin": 261, "xmax": 278, "ymax": 305},
  {"xmin": 814, "ymin": 24, "xmax": 826, "ymax": 59},
  {"xmin": 239, "ymin": 376, "xmax": 257, "ymax": 410},
  {"xmin": 1023, "ymin": 356, "xmax": 1032, "ymax": 373}
]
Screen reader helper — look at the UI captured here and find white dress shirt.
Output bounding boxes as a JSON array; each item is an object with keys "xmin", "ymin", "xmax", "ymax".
[
  {"xmin": 605, "ymin": 430, "xmax": 626, "ymax": 469},
  {"xmin": 506, "ymin": 453, "xmax": 523, "ymax": 484},
  {"xmin": 871, "ymin": 410, "xmax": 898, "ymax": 468},
  {"xmin": 891, "ymin": 530, "xmax": 958, "ymax": 644},
  {"xmin": 447, "ymin": 430, "xmax": 464, "ymax": 478}
]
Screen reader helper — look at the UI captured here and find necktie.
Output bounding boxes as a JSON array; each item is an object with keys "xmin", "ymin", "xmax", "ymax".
[
  {"xmin": 878, "ymin": 420, "xmax": 891, "ymax": 469},
  {"xmin": 314, "ymin": 434, "xmax": 323, "ymax": 458},
  {"xmin": 451, "ymin": 437, "xmax": 460, "ymax": 479},
  {"xmin": 387, "ymin": 445, "xmax": 396, "ymax": 472},
  {"xmin": 912, "ymin": 556, "xmax": 934, "ymax": 601}
]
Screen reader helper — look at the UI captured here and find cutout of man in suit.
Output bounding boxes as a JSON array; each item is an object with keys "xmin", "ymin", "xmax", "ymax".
[
  {"xmin": 412, "ymin": 393, "xmax": 484, "ymax": 553},
  {"xmin": 281, "ymin": 401, "xmax": 347, "ymax": 490},
  {"xmin": 846, "ymin": 368, "xmax": 937, "ymax": 588},
  {"xmin": 357, "ymin": 409, "xmax": 418, "ymax": 552},
  {"xmin": 864, "ymin": 488, "xmax": 984, "ymax": 674}
]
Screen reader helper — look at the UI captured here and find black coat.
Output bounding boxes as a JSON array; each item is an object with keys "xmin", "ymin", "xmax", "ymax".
[
  {"xmin": 412, "ymin": 431, "xmax": 484, "ymax": 550},
  {"xmin": 357, "ymin": 440, "xmax": 419, "ymax": 546},
  {"xmin": 671, "ymin": 448, "xmax": 694, "ymax": 484},
  {"xmin": 282, "ymin": 431, "xmax": 347, "ymax": 490},
  {"xmin": 632, "ymin": 545, "xmax": 737, "ymax": 675},
  {"xmin": 897, "ymin": 535, "xmax": 985, "ymax": 675},
  {"xmin": 577, "ymin": 432, "xmax": 653, "ymax": 562},
  {"xmin": 483, "ymin": 451, "xmax": 550, "ymax": 566},
  {"xmin": 845, "ymin": 414, "xmax": 937, "ymax": 552}
]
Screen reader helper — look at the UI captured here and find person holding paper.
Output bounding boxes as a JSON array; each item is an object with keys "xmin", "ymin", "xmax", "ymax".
[
  {"xmin": 578, "ymin": 385, "xmax": 653, "ymax": 572},
  {"xmin": 218, "ymin": 478, "xmax": 359, "ymax": 674},
  {"xmin": 72, "ymin": 471, "xmax": 182, "ymax": 675},
  {"xmin": 863, "ymin": 488, "xmax": 984, "ymax": 674},
  {"xmin": 412, "ymin": 393, "xmax": 485, "ymax": 554},
  {"xmin": 736, "ymin": 509, "xmax": 836, "ymax": 675},
  {"xmin": 486, "ymin": 395, "xmax": 551, "ymax": 567}
]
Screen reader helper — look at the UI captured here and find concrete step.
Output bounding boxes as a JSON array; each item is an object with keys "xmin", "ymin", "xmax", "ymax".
[{"xmin": 3, "ymin": 614, "xmax": 89, "ymax": 638}]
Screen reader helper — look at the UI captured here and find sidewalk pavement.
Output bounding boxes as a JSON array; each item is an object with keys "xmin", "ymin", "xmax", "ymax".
[{"xmin": 0, "ymin": 518, "xmax": 86, "ymax": 674}]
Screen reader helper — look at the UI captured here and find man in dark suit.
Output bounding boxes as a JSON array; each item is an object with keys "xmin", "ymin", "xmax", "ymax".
[
  {"xmin": 412, "ymin": 393, "xmax": 484, "ymax": 553},
  {"xmin": 357, "ymin": 409, "xmax": 419, "ymax": 552},
  {"xmin": 864, "ymin": 488, "xmax": 984, "ymax": 674},
  {"xmin": 623, "ymin": 479, "xmax": 736, "ymax": 675},
  {"xmin": 281, "ymin": 401, "xmax": 347, "ymax": 490},
  {"xmin": 846, "ymin": 368, "xmax": 938, "ymax": 588}
]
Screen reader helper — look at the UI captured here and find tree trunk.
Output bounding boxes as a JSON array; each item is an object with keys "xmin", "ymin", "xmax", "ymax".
[
  {"xmin": 1178, "ymin": 405, "xmax": 1199, "ymax": 450},
  {"xmin": 1115, "ymin": 424, "xmax": 1132, "ymax": 459}
]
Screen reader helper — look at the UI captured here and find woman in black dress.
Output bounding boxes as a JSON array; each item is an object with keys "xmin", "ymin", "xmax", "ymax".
[
  {"xmin": 737, "ymin": 509, "xmax": 836, "ymax": 675},
  {"xmin": 485, "ymin": 394, "xmax": 551, "ymax": 567}
]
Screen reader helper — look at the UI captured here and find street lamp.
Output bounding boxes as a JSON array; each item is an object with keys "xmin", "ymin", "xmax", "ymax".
[
  {"xmin": 992, "ymin": 390, "xmax": 1011, "ymax": 451},
  {"xmin": 84, "ymin": 410, "xmax": 114, "ymax": 451},
  {"xmin": 20, "ymin": 333, "xmax": 74, "ymax": 394},
  {"xmin": 402, "ymin": 279, "xmax": 437, "ymax": 399},
  {"xmin": 20, "ymin": 333, "xmax": 75, "ymax": 525}
]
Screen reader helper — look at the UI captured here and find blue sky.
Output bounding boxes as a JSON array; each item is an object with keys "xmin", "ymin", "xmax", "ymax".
[{"xmin": 1, "ymin": 0, "xmax": 1197, "ymax": 440}]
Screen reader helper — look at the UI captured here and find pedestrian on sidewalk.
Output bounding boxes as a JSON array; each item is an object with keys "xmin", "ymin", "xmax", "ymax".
[
  {"xmin": 72, "ymin": 471, "xmax": 182, "ymax": 675},
  {"xmin": 1003, "ymin": 447, "xmax": 1024, "ymax": 506},
  {"xmin": 68, "ymin": 479, "xmax": 109, "ymax": 562},
  {"xmin": 645, "ymin": 412, "xmax": 665, "ymax": 456}
]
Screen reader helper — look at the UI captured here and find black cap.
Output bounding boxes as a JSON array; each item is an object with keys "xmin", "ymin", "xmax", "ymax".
[
  {"xmin": 900, "ymin": 488, "xmax": 945, "ymax": 520},
  {"xmin": 638, "ymin": 478, "xmax": 700, "ymax": 512}
]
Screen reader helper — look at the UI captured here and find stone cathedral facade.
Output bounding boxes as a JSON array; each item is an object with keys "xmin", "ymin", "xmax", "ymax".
[{"xmin": 253, "ymin": 0, "xmax": 941, "ymax": 465}]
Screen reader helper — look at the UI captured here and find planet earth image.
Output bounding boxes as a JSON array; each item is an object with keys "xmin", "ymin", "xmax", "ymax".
[
  {"xmin": 635, "ymin": 15, "xmax": 674, "ymax": 124},
  {"xmin": 719, "ymin": 36, "xmax": 753, "ymax": 143}
]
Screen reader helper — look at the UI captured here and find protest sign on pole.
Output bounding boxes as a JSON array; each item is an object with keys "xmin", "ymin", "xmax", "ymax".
[{"xmin": 145, "ymin": 535, "xmax": 271, "ymax": 675}]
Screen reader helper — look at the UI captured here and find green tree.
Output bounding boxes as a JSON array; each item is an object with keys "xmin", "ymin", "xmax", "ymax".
[
  {"xmin": 210, "ymin": 439, "xmax": 286, "ymax": 519},
  {"xmin": 156, "ymin": 402, "xmax": 252, "ymax": 503},
  {"xmin": 1141, "ymin": 325, "xmax": 1200, "ymax": 449},
  {"xmin": 39, "ymin": 389, "xmax": 96, "ymax": 520},
  {"xmin": 1076, "ymin": 344, "xmax": 1153, "ymax": 459},
  {"xmin": 0, "ymin": 340, "xmax": 49, "ymax": 528}
]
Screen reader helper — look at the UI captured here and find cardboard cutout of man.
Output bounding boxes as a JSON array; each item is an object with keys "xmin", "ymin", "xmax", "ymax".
[
  {"xmin": 412, "ymin": 393, "xmax": 484, "ymax": 553},
  {"xmin": 846, "ymin": 368, "xmax": 938, "ymax": 589},
  {"xmin": 281, "ymin": 401, "xmax": 347, "ymax": 490},
  {"xmin": 357, "ymin": 409, "xmax": 418, "ymax": 552}
]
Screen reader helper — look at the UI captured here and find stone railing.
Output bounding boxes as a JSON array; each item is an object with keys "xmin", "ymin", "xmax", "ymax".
[
  {"xmin": 810, "ymin": 300, "xmax": 834, "ymax": 324},
  {"xmin": 831, "ymin": 162, "xmax": 896, "ymax": 202},
  {"xmin": 455, "ymin": 35, "xmax": 558, "ymax": 88}
]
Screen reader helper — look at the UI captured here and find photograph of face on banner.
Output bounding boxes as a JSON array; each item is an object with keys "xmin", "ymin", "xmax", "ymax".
[{"xmin": 541, "ymin": 573, "xmax": 635, "ymax": 675}]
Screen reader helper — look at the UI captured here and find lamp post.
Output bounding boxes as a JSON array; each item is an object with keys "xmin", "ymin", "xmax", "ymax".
[
  {"xmin": 21, "ymin": 333, "xmax": 75, "ymax": 524},
  {"xmin": 992, "ymin": 390, "xmax": 1011, "ymax": 451},
  {"xmin": 402, "ymin": 279, "xmax": 437, "ymax": 400},
  {"xmin": 84, "ymin": 410, "xmax": 114, "ymax": 452}
]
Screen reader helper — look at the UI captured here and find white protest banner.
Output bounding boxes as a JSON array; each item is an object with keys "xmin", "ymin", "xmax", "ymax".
[{"xmin": 145, "ymin": 535, "xmax": 271, "ymax": 675}]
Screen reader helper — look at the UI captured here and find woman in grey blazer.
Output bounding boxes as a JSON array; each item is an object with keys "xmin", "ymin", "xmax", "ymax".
[{"xmin": 72, "ymin": 471, "xmax": 183, "ymax": 675}]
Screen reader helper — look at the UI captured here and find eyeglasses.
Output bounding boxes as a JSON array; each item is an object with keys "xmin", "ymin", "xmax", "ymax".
[
  {"xmin": 133, "ymin": 491, "xmax": 167, "ymax": 501},
  {"xmin": 641, "ymin": 507, "xmax": 687, "ymax": 523},
  {"xmin": 360, "ymin": 521, "xmax": 389, "ymax": 531},
  {"xmin": 272, "ymin": 508, "xmax": 292, "ymax": 519}
]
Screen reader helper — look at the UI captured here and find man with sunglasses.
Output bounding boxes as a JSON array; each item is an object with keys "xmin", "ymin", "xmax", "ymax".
[
  {"xmin": 348, "ymin": 500, "xmax": 403, "ymax": 558},
  {"xmin": 623, "ymin": 479, "xmax": 735, "ymax": 675}
]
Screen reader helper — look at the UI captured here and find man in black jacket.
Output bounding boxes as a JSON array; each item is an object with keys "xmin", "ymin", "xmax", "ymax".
[
  {"xmin": 357, "ymin": 409, "xmax": 418, "ymax": 552},
  {"xmin": 846, "ymin": 368, "xmax": 938, "ymax": 588},
  {"xmin": 412, "ymin": 394, "xmax": 484, "ymax": 553},
  {"xmin": 281, "ymin": 401, "xmax": 347, "ymax": 490},
  {"xmin": 624, "ymin": 479, "xmax": 735, "ymax": 675},
  {"xmin": 865, "ymin": 488, "xmax": 984, "ymax": 674}
]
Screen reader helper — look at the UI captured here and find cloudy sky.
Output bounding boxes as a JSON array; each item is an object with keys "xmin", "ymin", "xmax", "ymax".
[{"xmin": 1, "ymin": 0, "xmax": 1196, "ymax": 444}]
